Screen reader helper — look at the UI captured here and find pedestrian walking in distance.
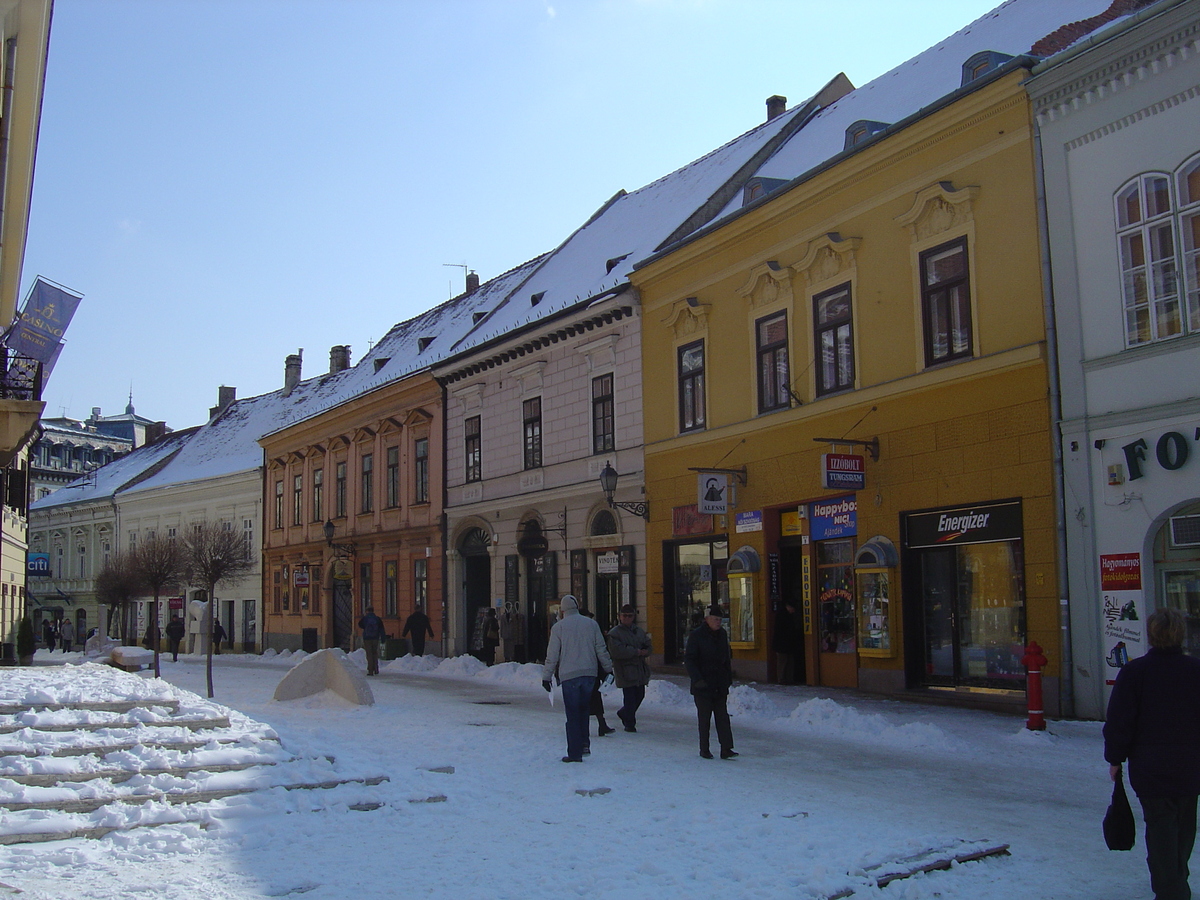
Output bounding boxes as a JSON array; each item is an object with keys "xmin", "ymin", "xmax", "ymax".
[
  {"xmin": 165, "ymin": 615, "xmax": 185, "ymax": 662},
  {"xmin": 542, "ymin": 595, "xmax": 613, "ymax": 763},
  {"xmin": 1105, "ymin": 606, "xmax": 1200, "ymax": 900},
  {"xmin": 358, "ymin": 606, "xmax": 385, "ymax": 676},
  {"xmin": 211, "ymin": 618, "xmax": 227, "ymax": 655},
  {"xmin": 402, "ymin": 604, "xmax": 435, "ymax": 656},
  {"xmin": 686, "ymin": 603, "xmax": 737, "ymax": 760},
  {"xmin": 607, "ymin": 605, "xmax": 652, "ymax": 732}
]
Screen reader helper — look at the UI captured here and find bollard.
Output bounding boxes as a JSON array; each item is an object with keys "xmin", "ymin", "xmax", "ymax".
[{"xmin": 1022, "ymin": 640, "xmax": 1048, "ymax": 731}]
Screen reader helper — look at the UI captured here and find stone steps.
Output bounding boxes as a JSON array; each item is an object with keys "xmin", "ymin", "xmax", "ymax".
[{"xmin": 0, "ymin": 691, "xmax": 388, "ymax": 845}]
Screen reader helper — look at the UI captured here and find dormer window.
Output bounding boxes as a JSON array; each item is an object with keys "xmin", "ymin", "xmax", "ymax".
[
  {"xmin": 605, "ymin": 254, "xmax": 630, "ymax": 274},
  {"xmin": 741, "ymin": 177, "xmax": 788, "ymax": 208},
  {"xmin": 960, "ymin": 51, "xmax": 1014, "ymax": 86},
  {"xmin": 843, "ymin": 120, "xmax": 889, "ymax": 151},
  {"xmin": 417, "ymin": 338, "xmax": 433, "ymax": 352},
  {"xmin": 373, "ymin": 358, "xmax": 390, "ymax": 373},
  {"xmin": 531, "ymin": 291, "xmax": 545, "ymax": 307},
  {"xmin": 472, "ymin": 312, "xmax": 486, "ymax": 324}
]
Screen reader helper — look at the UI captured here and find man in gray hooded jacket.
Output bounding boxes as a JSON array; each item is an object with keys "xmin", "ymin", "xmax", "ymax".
[{"xmin": 543, "ymin": 595, "xmax": 613, "ymax": 762}]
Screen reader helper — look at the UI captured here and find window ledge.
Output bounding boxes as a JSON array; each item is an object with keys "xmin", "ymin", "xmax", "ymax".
[{"xmin": 1084, "ymin": 330, "xmax": 1200, "ymax": 373}]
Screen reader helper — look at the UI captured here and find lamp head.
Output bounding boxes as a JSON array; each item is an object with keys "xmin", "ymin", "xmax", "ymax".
[
  {"xmin": 599, "ymin": 461, "xmax": 618, "ymax": 503},
  {"xmin": 323, "ymin": 519, "xmax": 335, "ymax": 546}
]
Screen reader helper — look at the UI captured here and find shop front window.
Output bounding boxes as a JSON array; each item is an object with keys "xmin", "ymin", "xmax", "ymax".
[
  {"xmin": 728, "ymin": 574, "xmax": 754, "ymax": 645},
  {"xmin": 817, "ymin": 538, "xmax": 856, "ymax": 653},
  {"xmin": 668, "ymin": 539, "xmax": 728, "ymax": 662}
]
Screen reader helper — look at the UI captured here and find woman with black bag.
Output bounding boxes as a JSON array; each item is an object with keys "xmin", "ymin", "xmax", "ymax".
[{"xmin": 1104, "ymin": 607, "xmax": 1200, "ymax": 900}]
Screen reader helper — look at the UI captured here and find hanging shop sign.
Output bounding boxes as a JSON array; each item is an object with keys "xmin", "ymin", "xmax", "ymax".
[
  {"xmin": 294, "ymin": 567, "xmax": 310, "ymax": 587},
  {"xmin": 735, "ymin": 510, "xmax": 762, "ymax": 533},
  {"xmin": 821, "ymin": 453, "xmax": 865, "ymax": 491},
  {"xmin": 1100, "ymin": 552, "xmax": 1145, "ymax": 684},
  {"xmin": 904, "ymin": 499, "xmax": 1022, "ymax": 548},
  {"xmin": 810, "ymin": 496, "xmax": 857, "ymax": 541},
  {"xmin": 698, "ymin": 473, "xmax": 729, "ymax": 515}
]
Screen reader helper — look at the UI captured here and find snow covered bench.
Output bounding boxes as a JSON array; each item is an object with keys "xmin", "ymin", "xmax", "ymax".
[{"xmin": 109, "ymin": 646, "xmax": 155, "ymax": 672}]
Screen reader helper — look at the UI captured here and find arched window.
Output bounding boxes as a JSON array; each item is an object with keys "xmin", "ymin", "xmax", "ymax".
[
  {"xmin": 590, "ymin": 510, "xmax": 618, "ymax": 536},
  {"xmin": 1177, "ymin": 153, "xmax": 1200, "ymax": 336},
  {"xmin": 1116, "ymin": 172, "xmax": 1179, "ymax": 346}
]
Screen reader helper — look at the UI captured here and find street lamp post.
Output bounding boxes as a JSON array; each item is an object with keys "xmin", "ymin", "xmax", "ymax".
[{"xmin": 599, "ymin": 461, "xmax": 649, "ymax": 521}]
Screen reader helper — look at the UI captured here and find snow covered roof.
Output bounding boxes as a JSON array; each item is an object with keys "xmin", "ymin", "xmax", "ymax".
[
  {"xmin": 30, "ymin": 428, "xmax": 196, "ymax": 509},
  {"xmin": 444, "ymin": 81, "xmax": 852, "ymax": 358},
  {"xmin": 700, "ymin": 0, "xmax": 1127, "ymax": 224}
]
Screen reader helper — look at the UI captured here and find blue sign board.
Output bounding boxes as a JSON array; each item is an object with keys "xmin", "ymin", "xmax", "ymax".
[
  {"xmin": 27, "ymin": 553, "xmax": 49, "ymax": 577},
  {"xmin": 809, "ymin": 496, "xmax": 858, "ymax": 540}
]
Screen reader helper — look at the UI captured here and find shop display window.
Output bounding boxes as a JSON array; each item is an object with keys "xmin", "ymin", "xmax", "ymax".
[
  {"xmin": 857, "ymin": 569, "xmax": 893, "ymax": 656},
  {"xmin": 817, "ymin": 538, "xmax": 855, "ymax": 653},
  {"xmin": 728, "ymin": 575, "xmax": 755, "ymax": 647}
]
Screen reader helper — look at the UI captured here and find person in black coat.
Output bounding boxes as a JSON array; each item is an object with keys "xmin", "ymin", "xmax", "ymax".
[
  {"xmin": 685, "ymin": 603, "xmax": 737, "ymax": 760},
  {"xmin": 164, "ymin": 615, "xmax": 186, "ymax": 662},
  {"xmin": 402, "ymin": 604, "xmax": 435, "ymax": 656},
  {"xmin": 1105, "ymin": 607, "xmax": 1200, "ymax": 900}
]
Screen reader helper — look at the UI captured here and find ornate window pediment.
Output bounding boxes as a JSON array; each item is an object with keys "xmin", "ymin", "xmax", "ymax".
[
  {"xmin": 795, "ymin": 233, "xmax": 862, "ymax": 287},
  {"xmin": 663, "ymin": 298, "xmax": 709, "ymax": 340},
  {"xmin": 896, "ymin": 182, "xmax": 980, "ymax": 242},
  {"xmin": 510, "ymin": 360, "xmax": 547, "ymax": 395},
  {"xmin": 452, "ymin": 382, "xmax": 486, "ymax": 413},
  {"xmin": 737, "ymin": 262, "xmax": 795, "ymax": 310},
  {"xmin": 574, "ymin": 334, "xmax": 619, "ymax": 373}
]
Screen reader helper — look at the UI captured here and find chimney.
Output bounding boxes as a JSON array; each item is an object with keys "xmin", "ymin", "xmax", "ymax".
[
  {"xmin": 209, "ymin": 385, "xmax": 236, "ymax": 419},
  {"xmin": 766, "ymin": 95, "xmax": 787, "ymax": 121},
  {"xmin": 284, "ymin": 350, "xmax": 303, "ymax": 396},
  {"xmin": 466, "ymin": 271, "xmax": 480, "ymax": 293},
  {"xmin": 89, "ymin": 407, "xmax": 101, "ymax": 423},
  {"xmin": 144, "ymin": 421, "xmax": 170, "ymax": 446},
  {"xmin": 329, "ymin": 345, "xmax": 351, "ymax": 374}
]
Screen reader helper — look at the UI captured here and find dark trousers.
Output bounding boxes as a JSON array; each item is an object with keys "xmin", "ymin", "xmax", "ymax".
[
  {"xmin": 1141, "ymin": 794, "xmax": 1198, "ymax": 900},
  {"xmin": 693, "ymin": 691, "xmax": 734, "ymax": 754},
  {"xmin": 619, "ymin": 685, "xmax": 646, "ymax": 726},
  {"xmin": 169, "ymin": 639, "xmax": 181, "ymax": 662},
  {"xmin": 410, "ymin": 638, "xmax": 426, "ymax": 656},
  {"xmin": 363, "ymin": 639, "xmax": 380, "ymax": 675},
  {"xmin": 560, "ymin": 676, "xmax": 595, "ymax": 761}
]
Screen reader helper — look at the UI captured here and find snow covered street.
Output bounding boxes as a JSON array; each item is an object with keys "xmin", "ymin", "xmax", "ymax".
[{"xmin": 0, "ymin": 653, "xmax": 1156, "ymax": 899}]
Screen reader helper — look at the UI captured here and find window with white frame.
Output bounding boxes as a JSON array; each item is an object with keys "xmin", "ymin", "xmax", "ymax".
[
  {"xmin": 1117, "ymin": 172, "xmax": 1180, "ymax": 345},
  {"xmin": 756, "ymin": 311, "xmax": 790, "ymax": 412},
  {"xmin": 814, "ymin": 283, "xmax": 854, "ymax": 395},
  {"xmin": 1176, "ymin": 155, "xmax": 1200, "ymax": 339}
]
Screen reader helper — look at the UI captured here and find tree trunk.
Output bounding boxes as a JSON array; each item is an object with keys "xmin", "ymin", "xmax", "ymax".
[{"xmin": 205, "ymin": 587, "xmax": 215, "ymax": 698}]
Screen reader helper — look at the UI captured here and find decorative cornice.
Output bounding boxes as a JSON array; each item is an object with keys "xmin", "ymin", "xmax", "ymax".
[
  {"xmin": 1033, "ymin": 8, "xmax": 1200, "ymax": 125},
  {"xmin": 1063, "ymin": 83, "xmax": 1200, "ymax": 150},
  {"xmin": 437, "ymin": 306, "xmax": 635, "ymax": 386}
]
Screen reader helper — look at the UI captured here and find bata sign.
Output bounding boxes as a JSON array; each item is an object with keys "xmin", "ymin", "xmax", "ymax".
[{"xmin": 821, "ymin": 453, "xmax": 865, "ymax": 491}]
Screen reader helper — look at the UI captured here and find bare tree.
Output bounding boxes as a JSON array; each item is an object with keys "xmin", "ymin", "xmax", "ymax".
[
  {"xmin": 133, "ymin": 533, "xmax": 185, "ymax": 678},
  {"xmin": 94, "ymin": 551, "xmax": 143, "ymax": 644},
  {"xmin": 184, "ymin": 521, "xmax": 255, "ymax": 698}
]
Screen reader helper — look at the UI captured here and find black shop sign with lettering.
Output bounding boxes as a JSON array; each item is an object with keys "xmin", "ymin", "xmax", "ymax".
[{"xmin": 905, "ymin": 499, "xmax": 1023, "ymax": 549}]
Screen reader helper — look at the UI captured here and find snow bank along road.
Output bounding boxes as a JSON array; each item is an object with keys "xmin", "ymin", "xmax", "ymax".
[{"xmin": 0, "ymin": 652, "xmax": 1158, "ymax": 899}]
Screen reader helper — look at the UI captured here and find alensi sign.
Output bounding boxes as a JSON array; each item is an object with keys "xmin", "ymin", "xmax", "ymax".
[
  {"xmin": 905, "ymin": 499, "xmax": 1022, "ymax": 548},
  {"xmin": 822, "ymin": 453, "xmax": 865, "ymax": 491}
]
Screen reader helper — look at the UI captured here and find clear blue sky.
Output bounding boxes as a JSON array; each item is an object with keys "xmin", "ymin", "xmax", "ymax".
[{"xmin": 23, "ymin": 0, "xmax": 1001, "ymax": 430}]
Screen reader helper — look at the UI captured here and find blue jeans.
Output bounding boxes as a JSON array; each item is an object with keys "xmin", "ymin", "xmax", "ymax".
[{"xmin": 560, "ymin": 676, "xmax": 595, "ymax": 760}]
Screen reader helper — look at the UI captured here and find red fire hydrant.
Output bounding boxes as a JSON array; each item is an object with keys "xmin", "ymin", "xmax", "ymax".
[{"xmin": 1022, "ymin": 641, "xmax": 1048, "ymax": 731}]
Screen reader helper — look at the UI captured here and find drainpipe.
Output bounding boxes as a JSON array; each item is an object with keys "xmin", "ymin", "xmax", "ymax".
[
  {"xmin": 440, "ymin": 383, "xmax": 449, "ymax": 660},
  {"xmin": 1032, "ymin": 116, "xmax": 1075, "ymax": 719}
]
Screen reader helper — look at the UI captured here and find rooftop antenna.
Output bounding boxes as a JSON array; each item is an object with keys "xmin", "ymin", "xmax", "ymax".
[{"xmin": 443, "ymin": 263, "xmax": 468, "ymax": 298}]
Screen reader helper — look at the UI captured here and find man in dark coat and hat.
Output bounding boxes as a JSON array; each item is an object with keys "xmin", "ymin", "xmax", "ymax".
[
  {"xmin": 685, "ymin": 603, "xmax": 737, "ymax": 760},
  {"xmin": 1105, "ymin": 606, "xmax": 1200, "ymax": 900}
]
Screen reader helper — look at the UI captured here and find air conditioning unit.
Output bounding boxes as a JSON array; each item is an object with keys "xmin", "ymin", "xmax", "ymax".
[{"xmin": 1170, "ymin": 515, "xmax": 1200, "ymax": 548}]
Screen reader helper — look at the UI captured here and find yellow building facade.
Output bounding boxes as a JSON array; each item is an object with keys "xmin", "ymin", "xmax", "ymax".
[{"xmin": 632, "ymin": 69, "xmax": 1062, "ymax": 712}]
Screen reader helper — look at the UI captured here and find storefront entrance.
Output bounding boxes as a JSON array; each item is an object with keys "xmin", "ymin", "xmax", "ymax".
[
  {"xmin": 664, "ymin": 539, "xmax": 728, "ymax": 664},
  {"xmin": 459, "ymin": 528, "xmax": 491, "ymax": 659},
  {"xmin": 815, "ymin": 537, "xmax": 857, "ymax": 688},
  {"xmin": 1154, "ymin": 501, "xmax": 1200, "ymax": 655},
  {"xmin": 904, "ymin": 500, "xmax": 1026, "ymax": 692}
]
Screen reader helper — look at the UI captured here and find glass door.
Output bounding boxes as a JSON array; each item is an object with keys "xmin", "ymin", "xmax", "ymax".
[{"xmin": 1163, "ymin": 569, "xmax": 1200, "ymax": 656}]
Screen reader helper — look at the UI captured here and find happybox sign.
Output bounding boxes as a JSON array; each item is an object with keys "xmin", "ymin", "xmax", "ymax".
[{"xmin": 821, "ymin": 453, "xmax": 865, "ymax": 491}]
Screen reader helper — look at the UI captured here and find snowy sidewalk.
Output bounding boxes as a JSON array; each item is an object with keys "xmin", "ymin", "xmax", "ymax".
[{"xmin": 0, "ymin": 652, "xmax": 1152, "ymax": 900}]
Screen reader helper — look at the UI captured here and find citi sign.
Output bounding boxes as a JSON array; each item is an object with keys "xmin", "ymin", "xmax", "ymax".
[{"xmin": 821, "ymin": 453, "xmax": 865, "ymax": 491}]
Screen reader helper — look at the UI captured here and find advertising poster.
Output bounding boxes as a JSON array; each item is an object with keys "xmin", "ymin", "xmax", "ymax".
[{"xmin": 1100, "ymin": 552, "xmax": 1145, "ymax": 686}]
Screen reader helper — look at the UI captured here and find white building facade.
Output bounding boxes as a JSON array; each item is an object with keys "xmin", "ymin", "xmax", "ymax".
[{"xmin": 1030, "ymin": 0, "xmax": 1200, "ymax": 719}]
